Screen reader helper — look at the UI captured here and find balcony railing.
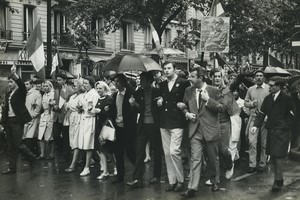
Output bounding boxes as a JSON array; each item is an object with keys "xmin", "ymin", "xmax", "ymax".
[
  {"xmin": 120, "ymin": 42, "xmax": 135, "ymax": 51},
  {"xmin": 52, "ymin": 32, "xmax": 74, "ymax": 47},
  {"xmin": 0, "ymin": 29, "xmax": 13, "ymax": 40},
  {"xmin": 93, "ymin": 39, "xmax": 105, "ymax": 48},
  {"xmin": 144, "ymin": 43, "xmax": 152, "ymax": 49}
]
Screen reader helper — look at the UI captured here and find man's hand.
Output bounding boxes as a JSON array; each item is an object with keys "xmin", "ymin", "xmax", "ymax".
[
  {"xmin": 177, "ymin": 102, "xmax": 186, "ymax": 110},
  {"xmin": 11, "ymin": 64, "xmax": 19, "ymax": 79},
  {"xmin": 201, "ymin": 90, "xmax": 210, "ymax": 101},
  {"xmin": 250, "ymin": 127, "xmax": 257, "ymax": 134},
  {"xmin": 157, "ymin": 97, "xmax": 163, "ymax": 107},
  {"xmin": 129, "ymin": 95, "xmax": 135, "ymax": 106},
  {"xmin": 186, "ymin": 112, "xmax": 196, "ymax": 122}
]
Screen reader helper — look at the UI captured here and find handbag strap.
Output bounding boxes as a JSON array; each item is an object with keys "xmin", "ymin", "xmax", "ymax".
[{"xmin": 107, "ymin": 119, "xmax": 114, "ymax": 129}]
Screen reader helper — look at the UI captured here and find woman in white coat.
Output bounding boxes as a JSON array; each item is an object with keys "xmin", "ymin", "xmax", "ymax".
[
  {"xmin": 38, "ymin": 81, "xmax": 56, "ymax": 160},
  {"xmin": 64, "ymin": 79, "xmax": 85, "ymax": 173},
  {"xmin": 77, "ymin": 76, "xmax": 99, "ymax": 176}
]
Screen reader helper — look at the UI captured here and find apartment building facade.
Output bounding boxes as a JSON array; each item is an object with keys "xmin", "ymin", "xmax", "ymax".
[{"xmin": 0, "ymin": 0, "xmax": 203, "ymax": 84}]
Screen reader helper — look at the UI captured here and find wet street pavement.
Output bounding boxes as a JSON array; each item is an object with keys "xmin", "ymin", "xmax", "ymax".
[{"xmin": 1, "ymin": 152, "xmax": 300, "ymax": 200}]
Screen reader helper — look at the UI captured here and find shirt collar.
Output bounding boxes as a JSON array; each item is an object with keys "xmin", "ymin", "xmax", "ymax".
[
  {"xmin": 117, "ymin": 88, "xmax": 126, "ymax": 95},
  {"xmin": 256, "ymin": 82, "xmax": 266, "ymax": 89},
  {"xmin": 274, "ymin": 90, "xmax": 280, "ymax": 100},
  {"xmin": 197, "ymin": 82, "xmax": 207, "ymax": 92}
]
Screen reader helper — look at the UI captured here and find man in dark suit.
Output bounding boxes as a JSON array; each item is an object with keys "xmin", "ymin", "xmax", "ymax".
[
  {"xmin": 1, "ymin": 64, "xmax": 35, "ymax": 174},
  {"xmin": 157, "ymin": 62, "xmax": 190, "ymax": 192},
  {"xmin": 252, "ymin": 76, "xmax": 295, "ymax": 192},
  {"xmin": 110, "ymin": 74, "xmax": 137, "ymax": 184},
  {"xmin": 126, "ymin": 72, "xmax": 162, "ymax": 188},
  {"xmin": 178, "ymin": 67, "xmax": 224, "ymax": 198}
]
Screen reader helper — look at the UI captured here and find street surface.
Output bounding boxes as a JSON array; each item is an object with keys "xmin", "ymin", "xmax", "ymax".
[{"xmin": 1, "ymin": 152, "xmax": 300, "ymax": 200}]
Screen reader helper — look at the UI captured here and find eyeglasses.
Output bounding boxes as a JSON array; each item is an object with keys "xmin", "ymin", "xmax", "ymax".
[{"xmin": 269, "ymin": 84, "xmax": 276, "ymax": 87}]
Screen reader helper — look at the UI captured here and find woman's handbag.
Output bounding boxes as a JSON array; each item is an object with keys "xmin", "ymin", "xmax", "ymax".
[{"xmin": 99, "ymin": 120, "xmax": 116, "ymax": 142}]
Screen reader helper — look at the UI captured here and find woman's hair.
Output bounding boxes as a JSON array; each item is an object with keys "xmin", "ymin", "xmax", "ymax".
[
  {"xmin": 83, "ymin": 76, "xmax": 95, "ymax": 88},
  {"xmin": 95, "ymin": 81, "xmax": 111, "ymax": 96},
  {"xmin": 43, "ymin": 80, "xmax": 54, "ymax": 92}
]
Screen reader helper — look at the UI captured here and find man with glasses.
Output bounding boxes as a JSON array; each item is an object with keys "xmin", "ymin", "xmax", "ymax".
[
  {"xmin": 244, "ymin": 70, "xmax": 269, "ymax": 173},
  {"xmin": 251, "ymin": 76, "xmax": 295, "ymax": 191}
]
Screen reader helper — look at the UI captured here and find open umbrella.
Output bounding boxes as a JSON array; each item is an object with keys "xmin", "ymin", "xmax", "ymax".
[
  {"xmin": 101, "ymin": 54, "xmax": 162, "ymax": 72},
  {"xmin": 142, "ymin": 47, "xmax": 185, "ymax": 55},
  {"xmin": 288, "ymin": 75, "xmax": 300, "ymax": 93},
  {"xmin": 264, "ymin": 66, "xmax": 291, "ymax": 77}
]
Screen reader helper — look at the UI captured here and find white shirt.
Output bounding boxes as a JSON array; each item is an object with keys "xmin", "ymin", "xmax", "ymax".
[
  {"xmin": 115, "ymin": 88, "xmax": 126, "ymax": 127},
  {"xmin": 167, "ymin": 74, "xmax": 178, "ymax": 92},
  {"xmin": 273, "ymin": 90, "xmax": 280, "ymax": 101}
]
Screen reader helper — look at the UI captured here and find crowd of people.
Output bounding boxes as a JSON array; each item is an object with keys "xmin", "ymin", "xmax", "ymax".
[{"xmin": 0, "ymin": 62, "xmax": 299, "ymax": 199}]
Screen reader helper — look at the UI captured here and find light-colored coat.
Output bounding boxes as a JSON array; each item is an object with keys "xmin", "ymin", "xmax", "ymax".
[
  {"xmin": 78, "ymin": 88, "xmax": 99, "ymax": 150},
  {"xmin": 23, "ymin": 88, "xmax": 42, "ymax": 139},
  {"xmin": 66, "ymin": 93, "xmax": 84, "ymax": 149},
  {"xmin": 38, "ymin": 91, "xmax": 55, "ymax": 141}
]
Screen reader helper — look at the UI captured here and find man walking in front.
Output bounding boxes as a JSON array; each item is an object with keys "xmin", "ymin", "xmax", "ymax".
[
  {"xmin": 245, "ymin": 70, "xmax": 269, "ymax": 173},
  {"xmin": 157, "ymin": 62, "xmax": 190, "ymax": 192},
  {"xmin": 178, "ymin": 67, "xmax": 223, "ymax": 198},
  {"xmin": 251, "ymin": 77, "xmax": 295, "ymax": 191},
  {"xmin": 1, "ymin": 64, "xmax": 35, "ymax": 174}
]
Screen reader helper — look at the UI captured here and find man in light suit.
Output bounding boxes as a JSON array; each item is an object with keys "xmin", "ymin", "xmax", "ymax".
[{"xmin": 178, "ymin": 67, "xmax": 224, "ymax": 198}]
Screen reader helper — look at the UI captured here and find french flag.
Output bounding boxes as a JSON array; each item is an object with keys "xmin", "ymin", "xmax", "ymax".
[{"xmin": 25, "ymin": 20, "xmax": 45, "ymax": 73}]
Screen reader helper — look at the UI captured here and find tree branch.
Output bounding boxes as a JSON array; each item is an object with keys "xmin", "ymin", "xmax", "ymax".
[{"xmin": 161, "ymin": 4, "xmax": 183, "ymax": 32}]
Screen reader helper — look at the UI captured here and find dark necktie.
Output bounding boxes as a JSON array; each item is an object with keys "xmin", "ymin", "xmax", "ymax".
[{"xmin": 198, "ymin": 89, "xmax": 202, "ymax": 110}]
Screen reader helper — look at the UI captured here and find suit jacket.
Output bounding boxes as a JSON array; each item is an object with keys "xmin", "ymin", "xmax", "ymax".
[
  {"xmin": 159, "ymin": 77, "xmax": 190, "ymax": 129},
  {"xmin": 183, "ymin": 85, "xmax": 222, "ymax": 141},
  {"xmin": 110, "ymin": 87, "xmax": 137, "ymax": 132},
  {"xmin": 133, "ymin": 87, "xmax": 161, "ymax": 134},
  {"xmin": 254, "ymin": 91, "xmax": 295, "ymax": 130},
  {"xmin": 1, "ymin": 78, "xmax": 32, "ymax": 126}
]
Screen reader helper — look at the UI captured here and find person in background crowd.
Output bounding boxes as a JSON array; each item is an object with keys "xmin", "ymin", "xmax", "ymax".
[
  {"xmin": 38, "ymin": 80, "xmax": 56, "ymax": 160},
  {"xmin": 1, "ymin": 64, "xmax": 35, "ymax": 174},
  {"xmin": 77, "ymin": 76, "xmax": 99, "ymax": 176},
  {"xmin": 157, "ymin": 62, "xmax": 190, "ymax": 192},
  {"xmin": 64, "ymin": 79, "xmax": 85, "ymax": 173},
  {"xmin": 252, "ymin": 77, "xmax": 295, "ymax": 192},
  {"xmin": 33, "ymin": 79, "xmax": 44, "ymax": 95},
  {"xmin": 110, "ymin": 74, "xmax": 137, "ymax": 184},
  {"xmin": 23, "ymin": 79, "xmax": 42, "ymax": 156},
  {"xmin": 93, "ymin": 81, "xmax": 116, "ymax": 180},
  {"xmin": 126, "ymin": 72, "xmax": 162, "ymax": 188},
  {"xmin": 244, "ymin": 70, "xmax": 269, "ymax": 173},
  {"xmin": 206, "ymin": 69, "xmax": 239, "ymax": 183},
  {"xmin": 178, "ymin": 67, "xmax": 224, "ymax": 198},
  {"xmin": 53, "ymin": 73, "xmax": 74, "ymax": 161}
]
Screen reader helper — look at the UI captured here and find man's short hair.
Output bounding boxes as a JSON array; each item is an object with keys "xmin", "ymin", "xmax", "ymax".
[
  {"xmin": 253, "ymin": 69, "xmax": 265, "ymax": 77},
  {"xmin": 162, "ymin": 61, "xmax": 176, "ymax": 69},
  {"xmin": 24, "ymin": 79, "xmax": 33, "ymax": 84},
  {"xmin": 269, "ymin": 76, "xmax": 285, "ymax": 88},
  {"xmin": 114, "ymin": 74, "xmax": 128, "ymax": 87},
  {"xmin": 210, "ymin": 68, "xmax": 222, "ymax": 77},
  {"xmin": 191, "ymin": 67, "xmax": 206, "ymax": 79},
  {"xmin": 56, "ymin": 73, "xmax": 68, "ymax": 80}
]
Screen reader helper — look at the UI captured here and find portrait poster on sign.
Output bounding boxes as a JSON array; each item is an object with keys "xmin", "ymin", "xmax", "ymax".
[{"xmin": 200, "ymin": 17, "xmax": 230, "ymax": 53}]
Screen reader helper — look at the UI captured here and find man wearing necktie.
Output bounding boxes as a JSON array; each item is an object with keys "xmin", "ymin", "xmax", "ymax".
[
  {"xmin": 251, "ymin": 77, "xmax": 295, "ymax": 192},
  {"xmin": 177, "ymin": 67, "xmax": 226, "ymax": 198}
]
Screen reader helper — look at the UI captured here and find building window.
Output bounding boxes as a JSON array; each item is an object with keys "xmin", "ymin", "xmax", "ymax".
[
  {"xmin": 23, "ymin": 5, "xmax": 35, "ymax": 41},
  {"xmin": 144, "ymin": 26, "xmax": 152, "ymax": 49},
  {"xmin": 120, "ymin": 22, "xmax": 134, "ymax": 51},
  {"xmin": 54, "ymin": 10, "xmax": 66, "ymax": 34},
  {"xmin": 164, "ymin": 28, "xmax": 171, "ymax": 47},
  {"xmin": 91, "ymin": 17, "xmax": 105, "ymax": 48},
  {"xmin": 0, "ymin": 5, "xmax": 12, "ymax": 40}
]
